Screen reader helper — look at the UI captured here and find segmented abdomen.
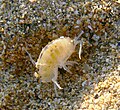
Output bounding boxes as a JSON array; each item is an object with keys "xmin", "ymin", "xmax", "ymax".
[{"xmin": 37, "ymin": 37, "xmax": 74, "ymax": 67}]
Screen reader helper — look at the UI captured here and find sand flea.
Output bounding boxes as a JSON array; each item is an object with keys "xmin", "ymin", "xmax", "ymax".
[{"xmin": 24, "ymin": 31, "xmax": 84, "ymax": 96}]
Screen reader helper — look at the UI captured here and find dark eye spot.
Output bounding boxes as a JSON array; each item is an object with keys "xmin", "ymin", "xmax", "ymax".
[{"xmin": 94, "ymin": 94, "xmax": 99, "ymax": 99}]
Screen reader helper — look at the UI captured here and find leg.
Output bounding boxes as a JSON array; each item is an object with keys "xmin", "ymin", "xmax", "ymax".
[
  {"xmin": 74, "ymin": 31, "xmax": 84, "ymax": 59},
  {"xmin": 62, "ymin": 61, "xmax": 78, "ymax": 74},
  {"xmin": 52, "ymin": 78, "xmax": 63, "ymax": 90},
  {"xmin": 74, "ymin": 39, "xmax": 83, "ymax": 59},
  {"xmin": 52, "ymin": 68, "xmax": 63, "ymax": 89},
  {"xmin": 62, "ymin": 64, "xmax": 72, "ymax": 74},
  {"xmin": 23, "ymin": 47, "xmax": 36, "ymax": 66},
  {"xmin": 66, "ymin": 61, "xmax": 79, "ymax": 66},
  {"xmin": 54, "ymin": 83, "xmax": 58, "ymax": 97},
  {"xmin": 79, "ymin": 39, "xmax": 83, "ymax": 59},
  {"xmin": 52, "ymin": 68, "xmax": 63, "ymax": 96}
]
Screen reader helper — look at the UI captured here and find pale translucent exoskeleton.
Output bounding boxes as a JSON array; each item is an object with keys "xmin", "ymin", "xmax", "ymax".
[{"xmin": 24, "ymin": 31, "xmax": 84, "ymax": 96}]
